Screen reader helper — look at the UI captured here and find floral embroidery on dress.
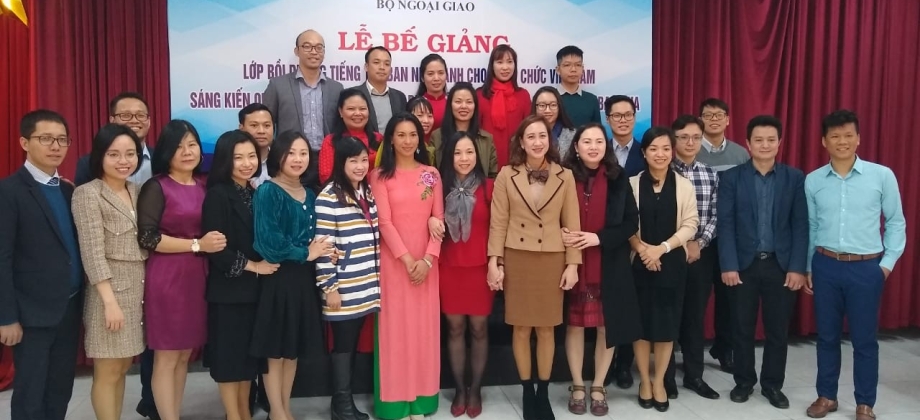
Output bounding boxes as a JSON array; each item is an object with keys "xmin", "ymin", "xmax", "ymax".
[{"xmin": 417, "ymin": 169, "xmax": 438, "ymax": 200}]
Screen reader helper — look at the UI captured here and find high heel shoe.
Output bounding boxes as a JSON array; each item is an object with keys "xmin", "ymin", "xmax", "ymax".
[
  {"xmin": 450, "ymin": 388, "xmax": 467, "ymax": 417},
  {"xmin": 652, "ymin": 387, "xmax": 670, "ymax": 412},
  {"xmin": 637, "ymin": 382, "xmax": 653, "ymax": 409},
  {"xmin": 467, "ymin": 388, "xmax": 483, "ymax": 419}
]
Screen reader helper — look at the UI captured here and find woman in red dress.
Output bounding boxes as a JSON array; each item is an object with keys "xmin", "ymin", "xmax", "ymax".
[
  {"xmin": 415, "ymin": 54, "xmax": 448, "ymax": 131},
  {"xmin": 318, "ymin": 88, "xmax": 381, "ymax": 183},
  {"xmin": 477, "ymin": 44, "xmax": 531, "ymax": 168},
  {"xmin": 437, "ymin": 131, "xmax": 495, "ymax": 418}
]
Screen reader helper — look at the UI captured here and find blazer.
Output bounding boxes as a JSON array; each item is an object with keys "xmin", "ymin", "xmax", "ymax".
[
  {"xmin": 0, "ymin": 167, "xmax": 81, "ymax": 327},
  {"xmin": 430, "ymin": 128, "xmax": 499, "ymax": 178},
  {"xmin": 201, "ymin": 183, "xmax": 263, "ymax": 304},
  {"xmin": 353, "ymin": 83, "xmax": 408, "ymax": 132},
  {"xmin": 622, "ymin": 140, "xmax": 647, "ymax": 178},
  {"xmin": 72, "ymin": 179, "xmax": 146, "ymax": 289},
  {"xmin": 488, "ymin": 163, "xmax": 582, "ymax": 265},
  {"xmin": 717, "ymin": 160, "xmax": 808, "ymax": 274},
  {"xmin": 629, "ymin": 171, "xmax": 700, "ymax": 254},
  {"xmin": 262, "ymin": 70, "xmax": 344, "ymax": 136}
]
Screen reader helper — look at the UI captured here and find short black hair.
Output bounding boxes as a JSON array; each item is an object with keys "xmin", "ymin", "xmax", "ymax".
[
  {"xmin": 20, "ymin": 109, "xmax": 69, "ymax": 138},
  {"xmin": 329, "ymin": 136, "xmax": 371, "ymax": 205},
  {"xmin": 108, "ymin": 92, "xmax": 149, "ymax": 116},
  {"xmin": 407, "ymin": 95, "xmax": 434, "ymax": 116},
  {"xmin": 821, "ymin": 109, "xmax": 860, "ymax": 136},
  {"xmin": 207, "ymin": 130, "xmax": 262, "ymax": 187},
  {"xmin": 746, "ymin": 115, "xmax": 783, "ymax": 140},
  {"xmin": 266, "ymin": 130, "xmax": 308, "ymax": 178},
  {"xmin": 604, "ymin": 95, "xmax": 636, "ymax": 115},
  {"xmin": 150, "ymin": 120, "xmax": 203, "ymax": 175},
  {"xmin": 377, "ymin": 113, "xmax": 429, "ymax": 179},
  {"xmin": 699, "ymin": 97, "xmax": 729, "ymax": 115},
  {"xmin": 555, "ymin": 45, "xmax": 584, "ymax": 64},
  {"xmin": 89, "ymin": 123, "xmax": 143, "ymax": 180},
  {"xmin": 238, "ymin": 103, "xmax": 273, "ymax": 125},
  {"xmin": 671, "ymin": 114, "xmax": 705, "ymax": 132},
  {"xmin": 640, "ymin": 126, "xmax": 676, "ymax": 151},
  {"xmin": 365, "ymin": 46, "xmax": 391, "ymax": 63},
  {"xmin": 530, "ymin": 86, "xmax": 574, "ymax": 129}
]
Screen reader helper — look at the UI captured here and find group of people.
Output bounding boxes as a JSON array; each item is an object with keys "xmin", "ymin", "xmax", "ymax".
[{"xmin": 0, "ymin": 27, "xmax": 906, "ymax": 420}]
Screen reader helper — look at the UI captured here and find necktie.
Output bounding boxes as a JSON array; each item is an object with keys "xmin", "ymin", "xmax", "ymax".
[{"xmin": 47, "ymin": 177, "xmax": 60, "ymax": 186}]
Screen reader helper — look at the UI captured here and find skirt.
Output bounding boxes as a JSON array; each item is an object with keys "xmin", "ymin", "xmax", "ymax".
[
  {"xmin": 439, "ymin": 264, "xmax": 494, "ymax": 316},
  {"xmin": 83, "ymin": 260, "xmax": 146, "ymax": 359},
  {"xmin": 205, "ymin": 303, "xmax": 266, "ymax": 382},
  {"xmin": 567, "ymin": 279, "xmax": 604, "ymax": 328},
  {"xmin": 249, "ymin": 262, "xmax": 324, "ymax": 360},
  {"xmin": 632, "ymin": 251, "xmax": 687, "ymax": 342},
  {"xmin": 502, "ymin": 249, "xmax": 565, "ymax": 327}
]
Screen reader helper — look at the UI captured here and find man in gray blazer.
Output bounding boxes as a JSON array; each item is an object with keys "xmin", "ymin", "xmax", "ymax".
[
  {"xmin": 353, "ymin": 46, "xmax": 407, "ymax": 132},
  {"xmin": 262, "ymin": 29, "xmax": 343, "ymax": 191}
]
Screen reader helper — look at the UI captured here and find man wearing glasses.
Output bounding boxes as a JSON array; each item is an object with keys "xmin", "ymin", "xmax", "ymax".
[
  {"xmin": 262, "ymin": 29, "xmax": 344, "ymax": 192},
  {"xmin": 604, "ymin": 95, "xmax": 645, "ymax": 177},
  {"xmin": 1, "ymin": 110, "xmax": 83, "ymax": 420},
  {"xmin": 555, "ymin": 45, "xmax": 602, "ymax": 127},
  {"xmin": 694, "ymin": 97, "xmax": 750, "ymax": 375},
  {"xmin": 75, "ymin": 92, "xmax": 154, "ymax": 187}
]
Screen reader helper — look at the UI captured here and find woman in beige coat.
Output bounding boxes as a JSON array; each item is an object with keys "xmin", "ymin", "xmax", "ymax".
[{"xmin": 72, "ymin": 124, "xmax": 148, "ymax": 420}]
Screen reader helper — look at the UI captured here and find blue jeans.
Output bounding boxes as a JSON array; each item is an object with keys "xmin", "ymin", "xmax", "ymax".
[{"xmin": 812, "ymin": 252, "xmax": 885, "ymax": 407}]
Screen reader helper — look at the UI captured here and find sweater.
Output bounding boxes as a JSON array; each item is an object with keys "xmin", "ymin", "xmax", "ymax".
[
  {"xmin": 696, "ymin": 138, "xmax": 750, "ymax": 173},
  {"xmin": 39, "ymin": 183, "xmax": 82, "ymax": 295},
  {"xmin": 560, "ymin": 89, "xmax": 602, "ymax": 127}
]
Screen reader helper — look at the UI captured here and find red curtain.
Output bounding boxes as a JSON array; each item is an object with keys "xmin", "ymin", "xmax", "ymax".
[
  {"xmin": 0, "ymin": 0, "xmax": 34, "ymax": 178},
  {"xmin": 653, "ymin": 0, "xmax": 920, "ymax": 335}
]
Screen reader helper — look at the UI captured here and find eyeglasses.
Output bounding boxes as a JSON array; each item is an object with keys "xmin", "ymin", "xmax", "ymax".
[
  {"xmin": 701, "ymin": 112, "xmax": 727, "ymax": 121},
  {"xmin": 677, "ymin": 135, "xmax": 703, "ymax": 144},
  {"xmin": 114, "ymin": 112, "xmax": 150, "ymax": 122},
  {"xmin": 608, "ymin": 112, "xmax": 635, "ymax": 122},
  {"xmin": 535, "ymin": 103, "xmax": 558, "ymax": 111},
  {"xmin": 30, "ymin": 135, "xmax": 72, "ymax": 147},
  {"xmin": 300, "ymin": 44, "xmax": 325, "ymax": 53}
]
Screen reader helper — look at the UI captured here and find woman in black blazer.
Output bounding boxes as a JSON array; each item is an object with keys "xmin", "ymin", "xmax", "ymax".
[{"xmin": 201, "ymin": 130, "xmax": 279, "ymax": 420}]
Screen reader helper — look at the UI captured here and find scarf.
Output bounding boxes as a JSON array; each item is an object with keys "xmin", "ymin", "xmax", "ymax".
[
  {"xmin": 490, "ymin": 80, "xmax": 517, "ymax": 131},
  {"xmin": 444, "ymin": 173, "xmax": 482, "ymax": 242}
]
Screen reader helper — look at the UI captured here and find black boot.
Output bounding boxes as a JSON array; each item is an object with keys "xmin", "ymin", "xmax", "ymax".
[
  {"xmin": 331, "ymin": 353, "xmax": 358, "ymax": 420},
  {"xmin": 536, "ymin": 380, "xmax": 555, "ymax": 420},
  {"xmin": 521, "ymin": 379, "xmax": 537, "ymax": 420},
  {"xmin": 349, "ymin": 352, "xmax": 369, "ymax": 420}
]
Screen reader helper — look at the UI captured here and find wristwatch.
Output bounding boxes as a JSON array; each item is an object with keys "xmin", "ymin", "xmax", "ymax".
[{"xmin": 191, "ymin": 238, "xmax": 201, "ymax": 253}]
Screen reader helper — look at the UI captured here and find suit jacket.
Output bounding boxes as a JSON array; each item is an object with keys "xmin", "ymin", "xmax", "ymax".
[
  {"xmin": 629, "ymin": 171, "xmax": 700, "ymax": 253},
  {"xmin": 0, "ymin": 167, "xmax": 81, "ymax": 327},
  {"xmin": 717, "ymin": 160, "xmax": 808, "ymax": 274},
  {"xmin": 353, "ymin": 83, "xmax": 407, "ymax": 132},
  {"xmin": 488, "ymin": 163, "xmax": 582, "ymax": 265},
  {"xmin": 622, "ymin": 141, "xmax": 647, "ymax": 178},
  {"xmin": 72, "ymin": 179, "xmax": 146, "ymax": 289},
  {"xmin": 262, "ymin": 71, "xmax": 343, "ymax": 136},
  {"xmin": 201, "ymin": 183, "xmax": 263, "ymax": 304}
]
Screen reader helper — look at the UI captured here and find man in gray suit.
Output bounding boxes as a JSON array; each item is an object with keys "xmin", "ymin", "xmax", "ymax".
[
  {"xmin": 353, "ymin": 46, "xmax": 407, "ymax": 132},
  {"xmin": 262, "ymin": 29, "xmax": 343, "ymax": 191}
]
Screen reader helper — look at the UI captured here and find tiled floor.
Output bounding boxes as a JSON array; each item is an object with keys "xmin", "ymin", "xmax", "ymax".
[{"xmin": 2, "ymin": 332, "xmax": 919, "ymax": 419}]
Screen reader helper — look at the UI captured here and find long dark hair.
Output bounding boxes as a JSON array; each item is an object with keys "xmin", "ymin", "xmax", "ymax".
[
  {"xmin": 438, "ymin": 131, "xmax": 486, "ymax": 195},
  {"xmin": 508, "ymin": 114, "xmax": 560, "ymax": 166},
  {"xmin": 377, "ymin": 112, "xmax": 429, "ymax": 180},
  {"xmin": 329, "ymin": 136, "xmax": 371, "ymax": 205},
  {"xmin": 440, "ymin": 82, "xmax": 480, "ymax": 143},
  {"xmin": 531, "ymin": 86, "xmax": 574, "ymax": 129},
  {"xmin": 266, "ymin": 130, "xmax": 308, "ymax": 178},
  {"xmin": 89, "ymin": 123, "xmax": 143, "ymax": 180},
  {"xmin": 207, "ymin": 130, "xmax": 261, "ymax": 188},
  {"xmin": 481, "ymin": 44, "xmax": 520, "ymax": 99},
  {"xmin": 562, "ymin": 123, "xmax": 620, "ymax": 183},
  {"xmin": 332, "ymin": 88, "xmax": 379, "ymax": 149},
  {"xmin": 415, "ymin": 53, "xmax": 447, "ymax": 97},
  {"xmin": 150, "ymin": 119, "xmax": 203, "ymax": 175}
]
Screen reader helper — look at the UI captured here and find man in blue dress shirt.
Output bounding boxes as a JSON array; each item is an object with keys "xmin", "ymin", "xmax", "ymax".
[{"xmin": 804, "ymin": 110, "xmax": 906, "ymax": 420}]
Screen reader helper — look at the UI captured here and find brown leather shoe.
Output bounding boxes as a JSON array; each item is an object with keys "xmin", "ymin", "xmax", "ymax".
[
  {"xmin": 855, "ymin": 404, "xmax": 876, "ymax": 420},
  {"xmin": 806, "ymin": 397, "xmax": 838, "ymax": 418}
]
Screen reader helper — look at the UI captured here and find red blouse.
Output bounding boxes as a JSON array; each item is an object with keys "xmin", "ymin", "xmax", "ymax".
[
  {"xmin": 477, "ymin": 88, "xmax": 532, "ymax": 169},
  {"xmin": 424, "ymin": 92, "xmax": 448, "ymax": 132},
  {"xmin": 440, "ymin": 179, "xmax": 492, "ymax": 267},
  {"xmin": 318, "ymin": 129, "xmax": 382, "ymax": 184}
]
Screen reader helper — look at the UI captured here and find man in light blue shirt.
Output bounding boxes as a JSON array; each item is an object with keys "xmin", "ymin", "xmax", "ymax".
[{"xmin": 804, "ymin": 110, "xmax": 906, "ymax": 420}]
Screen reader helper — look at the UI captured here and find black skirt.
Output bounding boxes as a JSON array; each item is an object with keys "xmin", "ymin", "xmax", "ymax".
[
  {"xmin": 632, "ymin": 248, "xmax": 687, "ymax": 342},
  {"xmin": 205, "ymin": 302, "xmax": 266, "ymax": 382},
  {"xmin": 249, "ymin": 261, "xmax": 324, "ymax": 360}
]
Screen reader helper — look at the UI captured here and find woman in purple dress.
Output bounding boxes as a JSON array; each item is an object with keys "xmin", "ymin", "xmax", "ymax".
[{"xmin": 137, "ymin": 120, "xmax": 228, "ymax": 420}]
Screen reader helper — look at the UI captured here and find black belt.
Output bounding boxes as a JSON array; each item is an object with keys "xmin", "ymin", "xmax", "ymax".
[{"xmin": 756, "ymin": 252, "xmax": 775, "ymax": 260}]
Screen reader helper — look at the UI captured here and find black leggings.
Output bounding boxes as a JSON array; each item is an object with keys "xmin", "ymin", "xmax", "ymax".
[{"xmin": 329, "ymin": 317, "xmax": 365, "ymax": 354}]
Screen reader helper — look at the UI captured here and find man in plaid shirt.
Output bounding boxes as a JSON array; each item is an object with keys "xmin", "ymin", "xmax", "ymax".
[{"xmin": 663, "ymin": 115, "xmax": 721, "ymax": 400}]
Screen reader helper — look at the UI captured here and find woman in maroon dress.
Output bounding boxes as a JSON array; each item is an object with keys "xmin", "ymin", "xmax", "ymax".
[
  {"xmin": 437, "ymin": 131, "xmax": 495, "ymax": 418},
  {"xmin": 560, "ymin": 123, "xmax": 622, "ymax": 416},
  {"xmin": 137, "ymin": 120, "xmax": 227, "ymax": 420}
]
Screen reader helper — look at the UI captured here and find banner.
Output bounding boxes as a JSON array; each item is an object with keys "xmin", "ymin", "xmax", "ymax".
[{"xmin": 168, "ymin": 0, "xmax": 652, "ymax": 153}]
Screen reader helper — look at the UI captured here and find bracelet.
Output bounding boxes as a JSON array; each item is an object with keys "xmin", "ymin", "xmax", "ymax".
[
  {"xmin": 422, "ymin": 258, "xmax": 432, "ymax": 268},
  {"xmin": 661, "ymin": 241, "xmax": 672, "ymax": 253}
]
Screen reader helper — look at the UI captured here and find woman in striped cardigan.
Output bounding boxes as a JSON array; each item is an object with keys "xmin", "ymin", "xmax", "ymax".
[{"xmin": 315, "ymin": 136, "xmax": 382, "ymax": 420}]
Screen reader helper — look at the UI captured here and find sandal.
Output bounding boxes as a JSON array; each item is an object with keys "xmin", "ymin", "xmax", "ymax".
[
  {"xmin": 568, "ymin": 385, "xmax": 587, "ymax": 415},
  {"xmin": 590, "ymin": 386, "xmax": 609, "ymax": 416}
]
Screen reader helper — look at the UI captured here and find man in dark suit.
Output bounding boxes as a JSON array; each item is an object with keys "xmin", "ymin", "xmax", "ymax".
[
  {"xmin": 262, "ymin": 29, "xmax": 344, "ymax": 191},
  {"xmin": 0, "ymin": 110, "xmax": 83, "ymax": 420},
  {"xmin": 717, "ymin": 115, "xmax": 808, "ymax": 409},
  {"xmin": 354, "ymin": 46, "xmax": 407, "ymax": 133}
]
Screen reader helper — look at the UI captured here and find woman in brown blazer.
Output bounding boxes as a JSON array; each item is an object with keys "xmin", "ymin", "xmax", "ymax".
[
  {"xmin": 72, "ymin": 124, "xmax": 148, "ymax": 420},
  {"xmin": 627, "ymin": 127, "xmax": 699, "ymax": 412},
  {"xmin": 488, "ymin": 114, "xmax": 581, "ymax": 420}
]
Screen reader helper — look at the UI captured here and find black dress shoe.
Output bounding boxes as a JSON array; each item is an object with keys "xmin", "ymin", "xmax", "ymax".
[
  {"xmin": 718, "ymin": 353, "xmax": 735, "ymax": 373},
  {"xmin": 684, "ymin": 378, "xmax": 720, "ymax": 400},
  {"xmin": 637, "ymin": 394, "xmax": 653, "ymax": 409},
  {"xmin": 652, "ymin": 398, "xmax": 670, "ymax": 412},
  {"xmin": 136, "ymin": 401, "xmax": 161, "ymax": 420},
  {"xmin": 729, "ymin": 385, "xmax": 754, "ymax": 403},
  {"xmin": 761, "ymin": 388, "xmax": 790, "ymax": 409},
  {"xmin": 665, "ymin": 378, "xmax": 679, "ymax": 399},
  {"xmin": 615, "ymin": 369, "xmax": 634, "ymax": 389}
]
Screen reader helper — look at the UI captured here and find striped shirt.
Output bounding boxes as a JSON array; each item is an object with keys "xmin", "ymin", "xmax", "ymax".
[
  {"xmin": 315, "ymin": 183, "xmax": 382, "ymax": 320},
  {"xmin": 671, "ymin": 159, "xmax": 719, "ymax": 247}
]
